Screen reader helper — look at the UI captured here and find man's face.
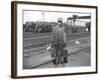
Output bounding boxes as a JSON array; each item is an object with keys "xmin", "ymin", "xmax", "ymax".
[{"xmin": 58, "ymin": 21, "xmax": 62, "ymax": 27}]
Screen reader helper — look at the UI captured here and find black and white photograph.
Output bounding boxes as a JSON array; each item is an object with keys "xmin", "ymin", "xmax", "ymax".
[
  {"xmin": 11, "ymin": 1, "xmax": 97, "ymax": 78},
  {"xmin": 23, "ymin": 10, "xmax": 91, "ymax": 69}
]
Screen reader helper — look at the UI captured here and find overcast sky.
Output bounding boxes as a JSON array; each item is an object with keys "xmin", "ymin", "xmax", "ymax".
[{"xmin": 23, "ymin": 10, "xmax": 91, "ymax": 24}]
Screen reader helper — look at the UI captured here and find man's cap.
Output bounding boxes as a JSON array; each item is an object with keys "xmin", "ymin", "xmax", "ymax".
[{"xmin": 57, "ymin": 18, "xmax": 63, "ymax": 22}]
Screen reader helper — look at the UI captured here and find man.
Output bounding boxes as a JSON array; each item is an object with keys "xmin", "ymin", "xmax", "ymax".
[{"xmin": 51, "ymin": 18, "xmax": 68, "ymax": 67}]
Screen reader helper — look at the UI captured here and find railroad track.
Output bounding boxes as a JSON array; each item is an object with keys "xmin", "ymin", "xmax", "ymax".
[
  {"xmin": 23, "ymin": 32, "xmax": 90, "ymax": 49},
  {"xmin": 29, "ymin": 46, "xmax": 90, "ymax": 69},
  {"xmin": 23, "ymin": 37, "xmax": 90, "ymax": 69},
  {"xmin": 24, "ymin": 37, "xmax": 90, "ymax": 53},
  {"xmin": 24, "ymin": 32, "xmax": 90, "ymax": 40},
  {"xmin": 23, "ymin": 32, "xmax": 90, "ymax": 69}
]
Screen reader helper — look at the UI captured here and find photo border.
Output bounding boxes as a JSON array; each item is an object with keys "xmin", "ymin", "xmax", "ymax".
[{"xmin": 11, "ymin": 1, "xmax": 98, "ymax": 79}]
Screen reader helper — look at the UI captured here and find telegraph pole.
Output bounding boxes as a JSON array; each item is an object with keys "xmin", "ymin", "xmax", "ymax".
[{"xmin": 42, "ymin": 11, "xmax": 44, "ymax": 22}]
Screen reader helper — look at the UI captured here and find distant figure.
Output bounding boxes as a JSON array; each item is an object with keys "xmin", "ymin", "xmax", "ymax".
[
  {"xmin": 86, "ymin": 22, "xmax": 91, "ymax": 32},
  {"xmin": 51, "ymin": 18, "xmax": 68, "ymax": 67}
]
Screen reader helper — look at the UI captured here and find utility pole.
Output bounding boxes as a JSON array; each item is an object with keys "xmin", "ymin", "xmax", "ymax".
[{"xmin": 42, "ymin": 11, "xmax": 44, "ymax": 22}]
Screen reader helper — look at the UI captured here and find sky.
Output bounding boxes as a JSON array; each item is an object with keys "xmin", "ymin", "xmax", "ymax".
[{"xmin": 23, "ymin": 10, "xmax": 91, "ymax": 24}]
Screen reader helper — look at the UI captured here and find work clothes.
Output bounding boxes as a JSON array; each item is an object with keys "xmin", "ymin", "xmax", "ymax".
[
  {"xmin": 51, "ymin": 25, "xmax": 68, "ymax": 66},
  {"xmin": 52, "ymin": 25, "xmax": 67, "ymax": 45}
]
